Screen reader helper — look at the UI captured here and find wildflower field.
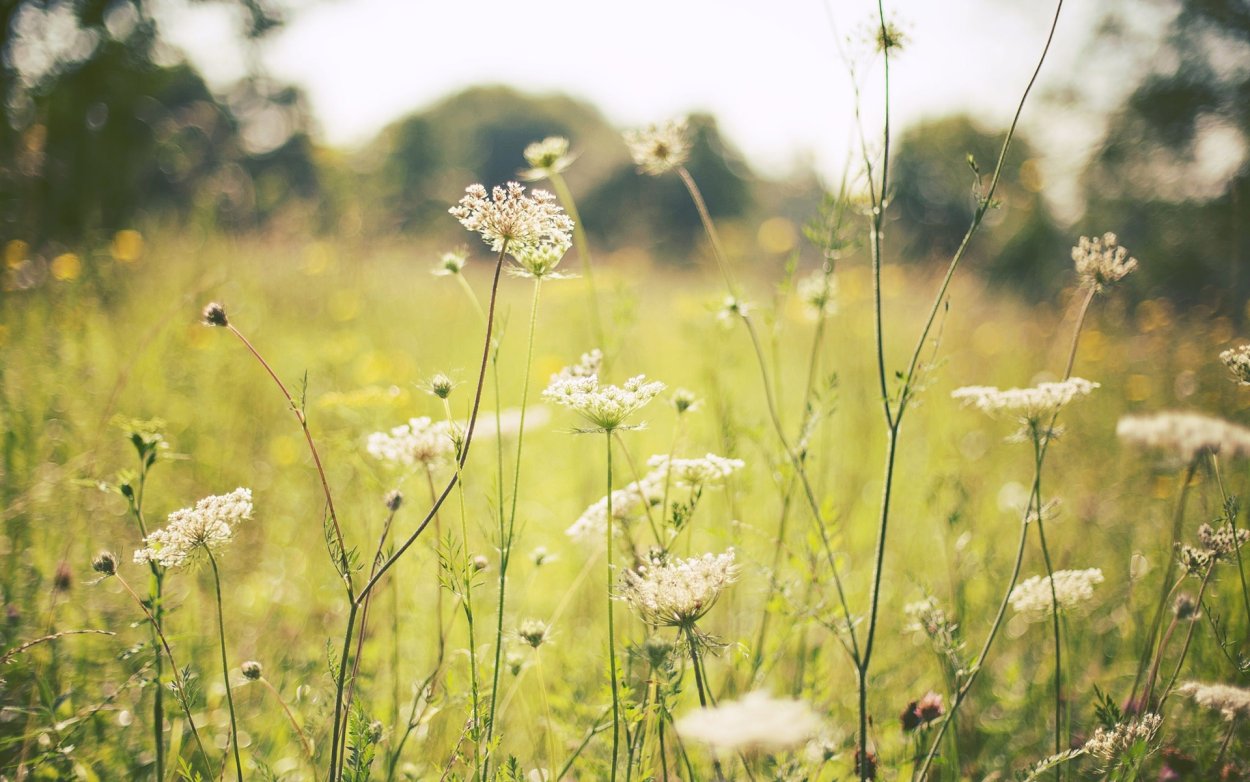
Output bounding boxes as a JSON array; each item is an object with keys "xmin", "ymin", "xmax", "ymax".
[{"xmin": 4, "ymin": 5, "xmax": 1250, "ymax": 782}]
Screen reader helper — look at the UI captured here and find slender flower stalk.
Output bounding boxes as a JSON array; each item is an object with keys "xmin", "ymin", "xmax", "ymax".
[
  {"xmin": 207, "ymin": 550, "xmax": 244, "ymax": 782},
  {"xmin": 605, "ymin": 432, "xmax": 622, "ymax": 780}
]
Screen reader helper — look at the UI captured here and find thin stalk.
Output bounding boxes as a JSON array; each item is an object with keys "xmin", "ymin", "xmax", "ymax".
[
  {"xmin": 534, "ymin": 649, "xmax": 559, "ymax": 775},
  {"xmin": 114, "ymin": 573, "xmax": 215, "ymax": 776},
  {"xmin": 676, "ymin": 167, "xmax": 739, "ymax": 298},
  {"xmin": 327, "ymin": 602, "xmax": 360, "ymax": 781},
  {"xmin": 556, "ymin": 706, "xmax": 614, "ymax": 782},
  {"xmin": 1214, "ymin": 718, "xmax": 1239, "ymax": 767},
  {"xmin": 260, "ymin": 677, "xmax": 315, "ymax": 761},
  {"xmin": 130, "ymin": 469, "xmax": 168, "ymax": 782},
  {"xmin": 684, "ymin": 628, "xmax": 726, "ymax": 782},
  {"xmin": 207, "ymin": 551, "xmax": 244, "ymax": 782},
  {"xmin": 1032, "ymin": 434, "xmax": 1064, "ymax": 777},
  {"xmin": 454, "ymin": 441, "xmax": 483, "ymax": 781},
  {"xmin": 605, "ymin": 431, "xmax": 622, "ymax": 782},
  {"xmin": 548, "ymin": 170, "xmax": 606, "ymax": 350},
  {"xmin": 226, "ymin": 324, "xmax": 353, "ymax": 601},
  {"xmin": 1211, "ymin": 455, "xmax": 1250, "ymax": 625},
  {"xmin": 486, "ymin": 278, "xmax": 544, "ymax": 757},
  {"xmin": 1157, "ymin": 565, "xmax": 1216, "ymax": 708}
]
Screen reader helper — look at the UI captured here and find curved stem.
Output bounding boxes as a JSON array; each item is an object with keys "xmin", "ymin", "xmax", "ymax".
[
  {"xmin": 261, "ymin": 677, "xmax": 316, "ymax": 761},
  {"xmin": 208, "ymin": 551, "xmax": 244, "ymax": 782},
  {"xmin": 1157, "ymin": 565, "xmax": 1216, "ymax": 709},
  {"xmin": 676, "ymin": 167, "xmax": 739, "ymax": 298}
]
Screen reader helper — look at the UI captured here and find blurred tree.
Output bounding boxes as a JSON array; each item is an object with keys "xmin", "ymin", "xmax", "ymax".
[
  {"xmin": 1080, "ymin": 0, "xmax": 1249, "ymax": 312},
  {"xmin": 0, "ymin": 0, "xmax": 316, "ymax": 244},
  {"xmin": 889, "ymin": 115, "xmax": 1066, "ymax": 291}
]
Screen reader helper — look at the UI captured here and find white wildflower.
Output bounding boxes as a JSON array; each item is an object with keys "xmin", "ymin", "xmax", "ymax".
[
  {"xmin": 1219, "ymin": 345, "xmax": 1250, "ymax": 386},
  {"xmin": 1116, "ymin": 411, "xmax": 1250, "ymax": 463},
  {"xmin": 716, "ymin": 295, "xmax": 751, "ymax": 327},
  {"xmin": 1197, "ymin": 523, "xmax": 1250, "ymax": 558},
  {"xmin": 647, "ymin": 453, "xmax": 744, "ymax": 490},
  {"xmin": 134, "ymin": 489, "xmax": 253, "ymax": 569},
  {"xmin": 675, "ymin": 691, "xmax": 822, "ymax": 754},
  {"xmin": 1082, "ymin": 713, "xmax": 1161, "ymax": 764},
  {"xmin": 624, "ymin": 118, "xmax": 690, "ymax": 176},
  {"xmin": 508, "ymin": 235, "xmax": 573, "ymax": 280},
  {"xmin": 1008, "ymin": 568, "xmax": 1104, "ymax": 622},
  {"xmin": 517, "ymin": 619, "xmax": 550, "ymax": 649},
  {"xmin": 565, "ymin": 477, "xmax": 663, "ymax": 543},
  {"xmin": 952, "ymin": 378, "xmax": 1098, "ymax": 421},
  {"xmin": 449, "ymin": 181, "xmax": 574, "ymax": 256},
  {"xmin": 520, "ymin": 136, "xmax": 576, "ymax": 180},
  {"xmin": 367, "ymin": 417, "xmax": 457, "ymax": 469},
  {"xmin": 672, "ymin": 388, "xmax": 702, "ymax": 415},
  {"xmin": 1072, "ymin": 232, "xmax": 1138, "ymax": 291},
  {"xmin": 796, "ymin": 270, "xmax": 837, "ymax": 320},
  {"xmin": 543, "ymin": 350, "xmax": 664, "ymax": 432},
  {"xmin": 432, "ymin": 248, "xmax": 468, "ymax": 277},
  {"xmin": 1177, "ymin": 682, "xmax": 1250, "ymax": 721},
  {"xmin": 619, "ymin": 550, "xmax": 738, "ymax": 628}
]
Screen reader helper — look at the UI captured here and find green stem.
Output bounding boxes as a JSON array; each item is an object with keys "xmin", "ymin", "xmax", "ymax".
[
  {"xmin": 606, "ymin": 431, "xmax": 621, "ymax": 782},
  {"xmin": 1031, "ymin": 431, "xmax": 1063, "ymax": 779},
  {"xmin": 208, "ymin": 551, "xmax": 244, "ymax": 782}
]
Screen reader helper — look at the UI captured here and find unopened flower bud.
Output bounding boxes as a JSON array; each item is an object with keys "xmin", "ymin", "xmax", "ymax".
[
  {"xmin": 429, "ymin": 373, "xmax": 455, "ymax": 400},
  {"xmin": 472, "ymin": 555, "xmax": 490, "ymax": 572},
  {"xmin": 241, "ymin": 660, "xmax": 263, "ymax": 680},
  {"xmin": 518, "ymin": 619, "xmax": 549, "ymax": 649},
  {"xmin": 54, "ymin": 561, "xmax": 72, "ymax": 591},
  {"xmin": 202, "ymin": 302, "xmax": 229, "ymax": 327},
  {"xmin": 385, "ymin": 490, "xmax": 403, "ymax": 512},
  {"xmin": 92, "ymin": 551, "xmax": 118, "ymax": 577}
]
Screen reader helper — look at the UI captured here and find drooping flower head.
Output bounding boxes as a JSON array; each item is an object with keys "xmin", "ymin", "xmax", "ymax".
[
  {"xmin": 449, "ymin": 182, "xmax": 574, "ymax": 257},
  {"xmin": 624, "ymin": 118, "xmax": 690, "ymax": 176},
  {"xmin": 520, "ymin": 136, "xmax": 576, "ymax": 180},
  {"xmin": 674, "ymin": 691, "xmax": 823, "ymax": 754},
  {"xmin": 542, "ymin": 349, "xmax": 665, "ymax": 432},
  {"xmin": 1008, "ymin": 568, "xmax": 1104, "ymax": 622},
  {"xmin": 134, "ymin": 488, "xmax": 254, "ymax": 569},
  {"xmin": 1219, "ymin": 345, "xmax": 1250, "ymax": 385},
  {"xmin": 1072, "ymin": 232, "xmax": 1138, "ymax": 291},
  {"xmin": 367, "ymin": 417, "xmax": 458, "ymax": 469},
  {"xmin": 1116, "ymin": 411, "xmax": 1250, "ymax": 464},
  {"xmin": 619, "ymin": 549, "xmax": 737, "ymax": 628}
]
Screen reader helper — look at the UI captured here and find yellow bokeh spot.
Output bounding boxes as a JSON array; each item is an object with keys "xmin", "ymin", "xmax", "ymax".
[
  {"xmin": 328, "ymin": 289, "xmax": 360, "ymax": 322},
  {"xmin": 757, "ymin": 217, "xmax": 797, "ymax": 254},
  {"xmin": 1019, "ymin": 159, "xmax": 1044, "ymax": 192},
  {"xmin": 972, "ymin": 321, "xmax": 1003, "ymax": 356},
  {"xmin": 50, "ymin": 253, "xmax": 82, "ymax": 281},
  {"xmin": 1152, "ymin": 474, "xmax": 1172, "ymax": 500},
  {"xmin": 303, "ymin": 241, "xmax": 335, "ymax": 276},
  {"xmin": 269, "ymin": 435, "xmax": 300, "ymax": 467},
  {"xmin": 1211, "ymin": 317, "xmax": 1234, "ymax": 344},
  {"xmin": 354, "ymin": 351, "xmax": 391, "ymax": 385},
  {"xmin": 1135, "ymin": 299, "xmax": 1172, "ymax": 333},
  {"xmin": 1127, "ymin": 373, "xmax": 1152, "ymax": 402},
  {"xmin": 1081, "ymin": 329, "xmax": 1106, "ymax": 362},
  {"xmin": 111, "ymin": 230, "xmax": 144, "ymax": 263},
  {"xmin": 5, "ymin": 240, "xmax": 29, "ymax": 269}
]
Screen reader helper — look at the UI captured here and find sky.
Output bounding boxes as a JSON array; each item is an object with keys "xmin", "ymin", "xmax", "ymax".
[{"xmin": 158, "ymin": 0, "xmax": 1163, "ymax": 210}]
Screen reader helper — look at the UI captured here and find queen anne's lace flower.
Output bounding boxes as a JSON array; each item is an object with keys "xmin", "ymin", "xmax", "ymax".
[
  {"xmin": 1177, "ymin": 682, "xmax": 1250, "ymax": 721},
  {"xmin": 1116, "ymin": 411, "xmax": 1250, "ymax": 463},
  {"xmin": 432, "ymin": 249, "xmax": 468, "ymax": 277},
  {"xmin": 1008, "ymin": 568, "xmax": 1104, "ymax": 622},
  {"xmin": 543, "ymin": 350, "xmax": 664, "ymax": 432},
  {"xmin": 449, "ymin": 182, "xmax": 574, "ymax": 256},
  {"xmin": 796, "ymin": 271, "xmax": 837, "ymax": 320},
  {"xmin": 520, "ymin": 136, "xmax": 576, "ymax": 180},
  {"xmin": 1219, "ymin": 345, "xmax": 1250, "ymax": 385},
  {"xmin": 619, "ymin": 550, "xmax": 737, "ymax": 627},
  {"xmin": 367, "ymin": 417, "xmax": 457, "ymax": 469},
  {"xmin": 1072, "ymin": 232, "xmax": 1138, "ymax": 291},
  {"xmin": 1082, "ymin": 713, "xmax": 1162, "ymax": 764},
  {"xmin": 647, "ymin": 453, "xmax": 745, "ymax": 490},
  {"xmin": 624, "ymin": 118, "xmax": 690, "ymax": 176},
  {"xmin": 952, "ymin": 378, "xmax": 1098, "ymax": 420},
  {"xmin": 565, "ymin": 475, "xmax": 664, "ymax": 542},
  {"xmin": 508, "ymin": 235, "xmax": 572, "ymax": 280},
  {"xmin": 674, "ymin": 691, "xmax": 822, "ymax": 754},
  {"xmin": 134, "ymin": 489, "xmax": 253, "ymax": 569}
]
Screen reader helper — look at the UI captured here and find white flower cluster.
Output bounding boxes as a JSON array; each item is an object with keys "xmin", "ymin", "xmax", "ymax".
[
  {"xmin": 647, "ymin": 453, "xmax": 745, "ymax": 490},
  {"xmin": 134, "ymin": 488, "xmax": 253, "ymax": 569},
  {"xmin": 1219, "ymin": 344, "xmax": 1250, "ymax": 385},
  {"xmin": 952, "ymin": 378, "xmax": 1098, "ymax": 421},
  {"xmin": 565, "ymin": 475, "xmax": 664, "ymax": 543},
  {"xmin": 796, "ymin": 270, "xmax": 837, "ymax": 320},
  {"xmin": 432, "ymin": 248, "xmax": 468, "ymax": 277},
  {"xmin": 521, "ymin": 136, "xmax": 575, "ymax": 179},
  {"xmin": 619, "ymin": 549, "xmax": 738, "ymax": 627},
  {"xmin": 1008, "ymin": 568, "xmax": 1104, "ymax": 622},
  {"xmin": 543, "ymin": 350, "xmax": 665, "ymax": 432},
  {"xmin": 1177, "ymin": 681, "xmax": 1250, "ymax": 721},
  {"xmin": 1082, "ymin": 713, "xmax": 1161, "ymax": 763},
  {"xmin": 367, "ymin": 417, "xmax": 457, "ymax": 469},
  {"xmin": 674, "ymin": 691, "xmax": 822, "ymax": 754},
  {"xmin": 449, "ymin": 182, "xmax": 574, "ymax": 260},
  {"xmin": 1072, "ymin": 232, "xmax": 1138, "ymax": 291},
  {"xmin": 624, "ymin": 118, "xmax": 690, "ymax": 176},
  {"xmin": 1197, "ymin": 522, "xmax": 1250, "ymax": 558},
  {"xmin": 1116, "ymin": 411, "xmax": 1250, "ymax": 463}
]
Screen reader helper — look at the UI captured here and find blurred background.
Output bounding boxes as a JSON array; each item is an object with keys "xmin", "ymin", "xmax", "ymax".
[{"xmin": 0, "ymin": 0, "xmax": 1247, "ymax": 309}]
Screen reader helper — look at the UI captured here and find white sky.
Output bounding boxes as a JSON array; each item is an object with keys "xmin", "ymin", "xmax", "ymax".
[{"xmin": 159, "ymin": 0, "xmax": 1160, "ymax": 204}]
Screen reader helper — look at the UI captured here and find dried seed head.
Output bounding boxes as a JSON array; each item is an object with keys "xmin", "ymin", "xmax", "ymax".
[
  {"xmin": 384, "ymin": 490, "xmax": 403, "ymax": 512},
  {"xmin": 54, "ymin": 561, "xmax": 72, "ymax": 592},
  {"xmin": 242, "ymin": 660, "xmax": 263, "ymax": 680},
  {"xmin": 1173, "ymin": 594, "xmax": 1199, "ymax": 621},
  {"xmin": 472, "ymin": 554, "xmax": 490, "ymax": 572},
  {"xmin": 202, "ymin": 302, "xmax": 229, "ymax": 327},
  {"xmin": 518, "ymin": 619, "xmax": 549, "ymax": 649},
  {"xmin": 92, "ymin": 551, "xmax": 118, "ymax": 577}
]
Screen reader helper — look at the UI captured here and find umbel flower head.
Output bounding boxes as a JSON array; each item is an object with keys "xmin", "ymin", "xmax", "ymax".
[
  {"xmin": 646, "ymin": 453, "xmax": 745, "ymax": 490},
  {"xmin": 1219, "ymin": 344, "xmax": 1250, "ymax": 386},
  {"xmin": 674, "ymin": 691, "xmax": 823, "ymax": 755},
  {"xmin": 952, "ymin": 377, "xmax": 1098, "ymax": 440},
  {"xmin": 1072, "ymin": 232, "xmax": 1138, "ymax": 291},
  {"xmin": 134, "ymin": 488, "xmax": 253, "ymax": 569},
  {"xmin": 1008, "ymin": 568, "xmax": 1104, "ymax": 622},
  {"xmin": 1082, "ymin": 713, "xmax": 1162, "ymax": 765},
  {"xmin": 520, "ymin": 136, "xmax": 576, "ymax": 180},
  {"xmin": 367, "ymin": 417, "xmax": 458, "ymax": 469},
  {"xmin": 1116, "ymin": 411, "xmax": 1250, "ymax": 463},
  {"xmin": 619, "ymin": 549, "xmax": 737, "ymax": 628},
  {"xmin": 508, "ymin": 235, "xmax": 573, "ymax": 280},
  {"xmin": 542, "ymin": 349, "xmax": 665, "ymax": 432},
  {"xmin": 624, "ymin": 118, "xmax": 690, "ymax": 176},
  {"xmin": 449, "ymin": 181, "xmax": 574, "ymax": 256},
  {"xmin": 1177, "ymin": 681, "xmax": 1250, "ymax": 721}
]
